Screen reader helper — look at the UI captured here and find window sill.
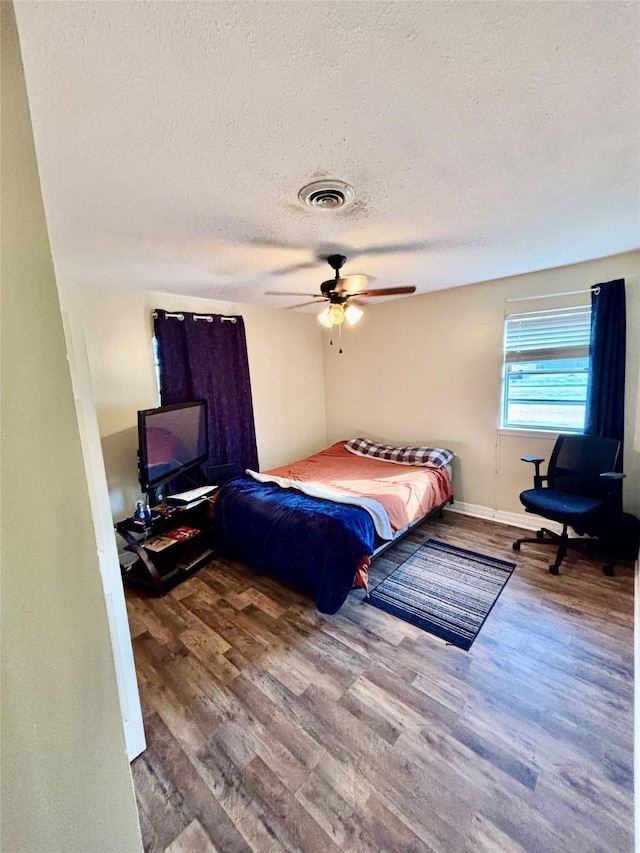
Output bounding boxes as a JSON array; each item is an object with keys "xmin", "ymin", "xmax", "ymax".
[{"xmin": 498, "ymin": 427, "xmax": 562, "ymax": 440}]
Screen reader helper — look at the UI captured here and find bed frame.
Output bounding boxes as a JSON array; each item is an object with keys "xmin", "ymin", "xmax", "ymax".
[{"xmin": 371, "ymin": 494, "xmax": 455, "ymax": 561}]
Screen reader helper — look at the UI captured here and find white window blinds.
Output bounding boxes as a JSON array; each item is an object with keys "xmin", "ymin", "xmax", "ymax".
[{"xmin": 504, "ymin": 306, "xmax": 591, "ymax": 364}]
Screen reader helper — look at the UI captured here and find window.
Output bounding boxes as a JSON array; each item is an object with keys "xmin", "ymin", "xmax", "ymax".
[
  {"xmin": 502, "ymin": 305, "xmax": 591, "ymax": 432},
  {"xmin": 152, "ymin": 334, "xmax": 161, "ymax": 404}
]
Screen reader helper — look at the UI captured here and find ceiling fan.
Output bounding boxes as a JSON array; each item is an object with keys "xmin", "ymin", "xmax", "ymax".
[{"xmin": 266, "ymin": 254, "xmax": 416, "ymax": 330}]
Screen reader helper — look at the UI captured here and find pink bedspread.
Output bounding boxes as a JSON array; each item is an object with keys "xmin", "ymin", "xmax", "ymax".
[{"xmin": 267, "ymin": 441, "xmax": 452, "ymax": 533}]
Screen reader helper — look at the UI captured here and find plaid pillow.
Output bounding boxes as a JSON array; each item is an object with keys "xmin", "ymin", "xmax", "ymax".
[{"xmin": 345, "ymin": 437, "xmax": 455, "ymax": 468}]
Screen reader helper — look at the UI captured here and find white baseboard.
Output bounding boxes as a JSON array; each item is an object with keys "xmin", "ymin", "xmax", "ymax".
[{"xmin": 447, "ymin": 500, "xmax": 562, "ymax": 534}]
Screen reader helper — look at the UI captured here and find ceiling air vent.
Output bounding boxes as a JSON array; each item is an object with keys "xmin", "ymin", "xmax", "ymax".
[{"xmin": 298, "ymin": 180, "xmax": 355, "ymax": 210}]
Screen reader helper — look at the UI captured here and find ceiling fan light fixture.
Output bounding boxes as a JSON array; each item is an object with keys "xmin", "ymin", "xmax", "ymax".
[
  {"xmin": 344, "ymin": 304, "xmax": 363, "ymax": 326},
  {"xmin": 318, "ymin": 306, "xmax": 333, "ymax": 328},
  {"xmin": 318, "ymin": 303, "xmax": 349, "ymax": 328},
  {"xmin": 329, "ymin": 303, "xmax": 346, "ymax": 325}
]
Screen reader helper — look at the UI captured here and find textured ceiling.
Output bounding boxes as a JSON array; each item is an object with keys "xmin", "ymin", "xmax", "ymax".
[{"xmin": 14, "ymin": 1, "xmax": 640, "ymax": 309}]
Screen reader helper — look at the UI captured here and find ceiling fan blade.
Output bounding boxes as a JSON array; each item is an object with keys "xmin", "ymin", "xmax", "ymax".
[
  {"xmin": 265, "ymin": 291, "xmax": 324, "ymax": 297},
  {"xmin": 269, "ymin": 261, "xmax": 318, "ymax": 276},
  {"xmin": 286, "ymin": 299, "xmax": 328, "ymax": 309},
  {"xmin": 351, "ymin": 240, "xmax": 437, "ymax": 257},
  {"xmin": 357, "ymin": 286, "xmax": 417, "ymax": 297},
  {"xmin": 336, "ymin": 274, "xmax": 370, "ymax": 292},
  {"xmin": 250, "ymin": 238, "xmax": 305, "ymax": 250}
]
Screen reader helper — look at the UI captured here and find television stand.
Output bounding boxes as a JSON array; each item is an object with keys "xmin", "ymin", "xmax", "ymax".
[{"xmin": 115, "ymin": 498, "xmax": 216, "ymax": 595}]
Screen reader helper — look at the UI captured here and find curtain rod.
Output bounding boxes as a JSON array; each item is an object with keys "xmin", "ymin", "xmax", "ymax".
[
  {"xmin": 194, "ymin": 314, "xmax": 238, "ymax": 323},
  {"xmin": 505, "ymin": 286, "xmax": 599, "ymax": 304},
  {"xmin": 153, "ymin": 311, "xmax": 237, "ymax": 323}
]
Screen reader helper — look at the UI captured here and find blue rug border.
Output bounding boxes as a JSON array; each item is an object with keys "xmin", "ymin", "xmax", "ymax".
[{"xmin": 364, "ymin": 538, "xmax": 515, "ymax": 651}]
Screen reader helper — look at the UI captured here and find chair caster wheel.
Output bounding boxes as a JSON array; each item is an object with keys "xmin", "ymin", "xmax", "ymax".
[
  {"xmin": 603, "ymin": 565, "xmax": 615, "ymax": 577},
  {"xmin": 512, "ymin": 541, "xmax": 521, "ymax": 551},
  {"xmin": 536, "ymin": 530, "xmax": 545, "ymax": 539},
  {"xmin": 549, "ymin": 565, "xmax": 560, "ymax": 575}
]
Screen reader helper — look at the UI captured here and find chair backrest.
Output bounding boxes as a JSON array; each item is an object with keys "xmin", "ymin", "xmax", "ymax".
[{"xmin": 547, "ymin": 434, "xmax": 621, "ymax": 499}]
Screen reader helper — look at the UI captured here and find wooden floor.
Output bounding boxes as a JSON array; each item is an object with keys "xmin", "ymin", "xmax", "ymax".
[{"xmin": 127, "ymin": 512, "xmax": 634, "ymax": 853}]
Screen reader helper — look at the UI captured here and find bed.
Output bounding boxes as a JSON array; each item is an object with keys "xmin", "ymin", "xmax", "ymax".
[{"xmin": 211, "ymin": 440, "xmax": 453, "ymax": 614}]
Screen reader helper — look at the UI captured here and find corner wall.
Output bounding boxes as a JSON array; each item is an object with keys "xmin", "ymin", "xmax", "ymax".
[
  {"xmin": 0, "ymin": 4, "xmax": 142, "ymax": 851},
  {"xmin": 61, "ymin": 285, "xmax": 328, "ymax": 519},
  {"xmin": 323, "ymin": 251, "xmax": 640, "ymax": 520}
]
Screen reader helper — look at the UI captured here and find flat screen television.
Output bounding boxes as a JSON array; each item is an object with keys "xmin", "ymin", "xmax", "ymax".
[{"xmin": 137, "ymin": 400, "xmax": 208, "ymax": 494}]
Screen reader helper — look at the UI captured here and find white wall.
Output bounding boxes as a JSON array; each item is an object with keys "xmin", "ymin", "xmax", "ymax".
[
  {"xmin": 61, "ymin": 285, "xmax": 328, "ymax": 519},
  {"xmin": 0, "ymin": 4, "xmax": 142, "ymax": 850},
  {"xmin": 323, "ymin": 251, "xmax": 640, "ymax": 520}
]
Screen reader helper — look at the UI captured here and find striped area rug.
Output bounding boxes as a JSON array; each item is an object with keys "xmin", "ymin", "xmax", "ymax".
[{"xmin": 366, "ymin": 539, "xmax": 515, "ymax": 650}]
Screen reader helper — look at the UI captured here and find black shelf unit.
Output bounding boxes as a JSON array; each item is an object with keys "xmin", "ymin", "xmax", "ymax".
[{"xmin": 116, "ymin": 498, "xmax": 216, "ymax": 595}]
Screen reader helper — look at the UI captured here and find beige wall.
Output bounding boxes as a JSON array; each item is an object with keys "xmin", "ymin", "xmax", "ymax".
[
  {"xmin": 61, "ymin": 285, "xmax": 328, "ymax": 519},
  {"xmin": 0, "ymin": 4, "xmax": 142, "ymax": 851},
  {"xmin": 323, "ymin": 251, "xmax": 640, "ymax": 520},
  {"xmin": 66, "ymin": 253, "xmax": 639, "ymax": 526}
]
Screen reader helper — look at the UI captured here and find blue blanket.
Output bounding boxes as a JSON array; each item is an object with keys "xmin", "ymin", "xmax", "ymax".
[{"xmin": 212, "ymin": 476, "xmax": 377, "ymax": 613}]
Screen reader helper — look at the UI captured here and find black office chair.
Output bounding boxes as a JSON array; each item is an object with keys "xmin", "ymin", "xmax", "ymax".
[{"xmin": 512, "ymin": 434, "xmax": 624, "ymax": 576}]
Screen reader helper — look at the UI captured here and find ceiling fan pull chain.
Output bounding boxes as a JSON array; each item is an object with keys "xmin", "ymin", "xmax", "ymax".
[{"xmin": 338, "ymin": 323, "xmax": 343, "ymax": 354}]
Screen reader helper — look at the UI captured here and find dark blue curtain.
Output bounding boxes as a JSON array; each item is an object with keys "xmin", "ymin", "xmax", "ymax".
[
  {"xmin": 153, "ymin": 310, "xmax": 259, "ymax": 479},
  {"xmin": 584, "ymin": 279, "xmax": 626, "ymax": 448}
]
